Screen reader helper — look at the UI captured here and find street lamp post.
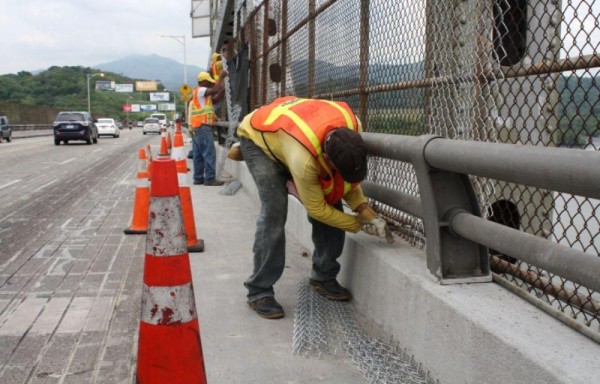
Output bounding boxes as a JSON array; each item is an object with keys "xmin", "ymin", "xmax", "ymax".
[
  {"xmin": 159, "ymin": 35, "xmax": 188, "ymax": 121},
  {"xmin": 126, "ymin": 95, "xmax": 133, "ymax": 127},
  {"xmin": 86, "ymin": 72, "xmax": 104, "ymax": 115},
  {"xmin": 159, "ymin": 35, "xmax": 187, "ymax": 85}
]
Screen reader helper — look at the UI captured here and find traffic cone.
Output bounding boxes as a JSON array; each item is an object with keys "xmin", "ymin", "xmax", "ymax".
[
  {"xmin": 136, "ymin": 154, "xmax": 207, "ymax": 384},
  {"xmin": 146, "ymin": 144, "xmax": 153, "ymax": 180},
  {"xmin": 172, "ymin": 125, "xmax": 204, "ymax": 252},
  {"xmin": 166, "ymin": 130, "xmax": 172, "ymax": 153},
  {"xmin": 160, "ymin": 127, "xmax": 169, "ymax": 154},
  {"xmin": 124, "ymin": 148, "xmax": 150, "ymax": 235},
  {"xmin": 160, "ymin": 135, "xmax": 169, "ymax": 156}
]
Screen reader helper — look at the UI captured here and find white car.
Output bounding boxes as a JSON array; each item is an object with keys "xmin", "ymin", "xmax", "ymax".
[
  {"xmin": 142, "ymin": 118, "xmax": 161, "ymax": 135},
  {"xmin": 96, "ymin": 118, "xmax": 120, "ymax": 138},
  {"xmin": 150, "ymin": 113, "xmax": 168, "ymax": 129}
]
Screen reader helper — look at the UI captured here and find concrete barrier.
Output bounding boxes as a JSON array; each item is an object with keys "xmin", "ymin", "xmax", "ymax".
[{"xmin": 222, "ymin": 147, "xmax": 600, "ymax": 384}]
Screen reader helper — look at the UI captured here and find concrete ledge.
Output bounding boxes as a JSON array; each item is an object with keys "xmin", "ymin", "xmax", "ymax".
[{"xmin": 223, "ymin": 153, "xmax": 599, "ymax": 384}]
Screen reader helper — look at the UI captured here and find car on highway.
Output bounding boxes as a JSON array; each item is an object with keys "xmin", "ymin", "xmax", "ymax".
[
  {"xmin": 96, "ymin": 118, "xmax": 120, "ymax": 138},
  {"xmin": 53, "ymin": 111, "xmax": 98, "ymax": 145},
  {"xmin": 142, "ymin": 118, "xmax": 161, "ymax": 135},
  {"xmin": 0, "ymin": 113, "xmax": 12, "ymax": 143},
  {"xmin": 137, "ymin": 120, "xmax": 144, "ymax": 127},
  {"xmin": 150, "ymin": 113, "xmax": 168, "ymax": 129}
]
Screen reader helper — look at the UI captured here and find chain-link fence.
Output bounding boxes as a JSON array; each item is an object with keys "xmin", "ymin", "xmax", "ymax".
[{"xmin": 220, "ymin": 0, "xmax": 599, "ymax": 337}]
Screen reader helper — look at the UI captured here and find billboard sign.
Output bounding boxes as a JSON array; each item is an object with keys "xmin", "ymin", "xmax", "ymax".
[
  {"xmin": 135, "ymin": 81, "xmax": 158, "ymax": 91},
  {"xmin": 158, "ymin": 103, "xmax": 176, "ymax": 111},
  {"xmin": 140, "ymin": 104, "xmax": 157, "ymax": 112},
  {"xmin": 95, "ymin": 80, "xmax": 115, "ymax": 91},
  {"xmin": 131, "ymin": 104, "xmax": 141, "ymax": 112},
  {"xmin": 122, "ymin": 104, "xmax": 132, "ymax": 112},
  {"xmin": 150, "ymin": 92, "xmax": 170, "ymax": 102},
  {"xmin": 115, "ymin": 84, "xmax": 134, "ymax": 93}
]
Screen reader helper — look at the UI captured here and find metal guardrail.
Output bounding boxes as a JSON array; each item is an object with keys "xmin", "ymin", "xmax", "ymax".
[
  {"xmin": 363, "ymin": 132, "xmax": 600, "ymax": 292},
  {"xmin": 214, "ymin": 0, "xmax": 600, "ymax": 339},
  {"xmin": 363, "ymin": 132, "xmax": 600, "ymax": 342},
  {"xmin": 9, "ymin": 124, "xmax": 53, "ymax": 131}
]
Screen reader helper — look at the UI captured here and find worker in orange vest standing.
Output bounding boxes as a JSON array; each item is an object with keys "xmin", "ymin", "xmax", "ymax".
[
  {"xmin": 237, "ymin": 97, "xmax": 392, "ymax": 319},
  {"xmin": 187, "ymin": 71, "xmax": 227, "ymax": 186},
  {"xmin": 210, "ymin": 53, "xmax": 223, "ymax": 81}
]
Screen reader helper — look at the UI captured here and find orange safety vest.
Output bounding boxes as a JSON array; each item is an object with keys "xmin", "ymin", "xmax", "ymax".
[
  {"xmin": 250, "ymin": 97, "xmax": 361, "ymax": 204},
  {"xmin": 190, "ymin": 87, "xmax": 215, "ymax": 128},
  {"xmin": 210, "ymin": 61, "xmax": 221, "ymax": 81}
]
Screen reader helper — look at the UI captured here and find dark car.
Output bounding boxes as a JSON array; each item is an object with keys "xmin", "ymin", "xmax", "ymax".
[
  {"xmin": 53, "ymin": 111, "xmax": 98, "ymax": 145},
  {"xmin": 0, "ymin": 114, "xmax": 12, "ymax": 143}
]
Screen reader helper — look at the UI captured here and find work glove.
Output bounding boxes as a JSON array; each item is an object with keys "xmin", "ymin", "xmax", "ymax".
[
  {"xmin": 359, "ymin": 207, "xmax": 395, "ymax": 244},
  {"xmin": 362, "ymin": 217, "xmax": 388, "ymax": 238}
]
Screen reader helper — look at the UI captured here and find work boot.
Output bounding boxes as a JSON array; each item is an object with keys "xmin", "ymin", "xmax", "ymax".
[
  {"xmin": 309, "ymin": 279, "xmax": 352, "ymax": 301},
  {"xmin": 248, "ymin": 296, "xmax": 285, "ymax": 319}
]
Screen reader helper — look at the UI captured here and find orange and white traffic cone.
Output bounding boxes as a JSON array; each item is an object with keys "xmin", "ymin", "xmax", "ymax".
[
  {"xmin": 146, "ymin": 144, "xmax": 153, "ymax": 180},
  {"xmin": 172, "ymin": 125, "xmax": 204, "ymax": 252},
  {"xmin": 124, "ymin": 148, "xmax": 150, "ymax": 235},
  {"xmin": 160, "ymin": 135, "xmax": 169, "ymax": 157},
  {"xmin": 160, "ymin": 127, "xmax": 170, "ymax": 155},
  {"xmin": 136, "ymin": 154, "xmax": 207, "ymax": 384},
  {"xmin": 166, "ymin": 130, "xmax": 172, "ymax": 153}
]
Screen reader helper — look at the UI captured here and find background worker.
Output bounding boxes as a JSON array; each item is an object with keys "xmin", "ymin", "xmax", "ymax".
[
  {"xmin": 210, "ymin": 53, "xmax": 223, "ymax": 81},
  {"xmin": 188, "ymin": 71, "xmax": 227, "ymax": 186},
  {"xmin": 237, "ymin": 96, "xmax": 391, "ymax": 319}
]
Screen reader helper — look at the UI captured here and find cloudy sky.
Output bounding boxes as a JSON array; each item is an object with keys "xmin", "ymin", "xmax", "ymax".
[{"xmin": 0, "ymin": 0, "xmax": 212, "ymax": 75}]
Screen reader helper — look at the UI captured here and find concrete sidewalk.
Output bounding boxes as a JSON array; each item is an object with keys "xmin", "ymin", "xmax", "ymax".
[
  {"xmin": 187, "ymin": 171, "xmax": 366, "ymax": 383},
  {"xmin": 184, "ymin": 143, "xmax": 600, "ymax": 384}
]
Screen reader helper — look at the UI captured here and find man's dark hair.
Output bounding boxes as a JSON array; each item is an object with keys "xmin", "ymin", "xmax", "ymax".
[{"xmin": 324, "ymin": 128, "xmax": 368, "ymax": 183}]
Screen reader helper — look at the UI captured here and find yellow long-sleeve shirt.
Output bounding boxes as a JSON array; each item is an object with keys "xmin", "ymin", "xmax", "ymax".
[{"xmin": 237, "ymin": 110, "xmax": 367, "ymax": 233}]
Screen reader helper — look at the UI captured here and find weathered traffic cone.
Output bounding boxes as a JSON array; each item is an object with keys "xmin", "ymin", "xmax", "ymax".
[
  {"xmin": 124, "ymin": 148, "xmax": 150, "ymax": 234},
  {"xmin": 159, "ymin": 135, "xmax": 169, "ymax": 157},
  {"xmin": 160, "ymin": 127, "xmax": 170, "ymax": 155},
  {"xmin": 146, "ymin": 144, "xmax": 153, "ymax": 180},
  {"xmin": 136, "ymin": 154, "xmax": 207, "ymax": 384},
  {"xmin": 166, "ymin": 130, "xmax": 172, "ymax": 153},
  {"xmin": 172, "ymin": 125, "xmax": 204, "ymax": 252}
]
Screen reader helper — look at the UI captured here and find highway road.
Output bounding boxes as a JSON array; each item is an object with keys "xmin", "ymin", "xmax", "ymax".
[{"xmin": 0, "ymin": 130, "xmax": 157, "ymax": 383}]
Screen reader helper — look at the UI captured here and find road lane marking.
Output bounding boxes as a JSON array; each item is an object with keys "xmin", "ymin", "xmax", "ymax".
[
  {"xmin": 0, "ymin": 179, "xmax": 22, "ymax": 190},
  {"xmin": 60, "ymin": 158, "xmax": 77, "ymax": 165},
  {"xmin": 84, "ymin": 297, "xmax": 112, "ymax": 332},
  {"xmin": 61, "ymin": 218, "xmax": 73, "ymax": 229},
  {"xmin": 92, "ymin": 148, "xmax": 103, "ymax": 153},
  {"xmin": 57, "ymin": 297, "xmax": 94, "ymax": 333},
  {"xmin": 33, "ymin": 179, "xmax": 57, "ymax": 192},
  {"xmin": 30, "ymin": 298, "xmax": 71, "ymax": 334},
  {"xmin": 0, "ymin": 297, "xmax": 48, "ymax": 336}
]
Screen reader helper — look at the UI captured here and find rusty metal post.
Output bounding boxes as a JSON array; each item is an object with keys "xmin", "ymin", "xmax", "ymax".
[
  {"xmin": 249, "ymin": 15, "xmax": 259, "ymax": 110},
  {"xmin": 358, "ymin": 0, "xmax": 370, "ymax": 128},
  {"xmin": 308, "ymin": 0, "xmax": 316, "ymax": 97},
  {"xmin": 261, "ymin": 0, "xmax": 270, "ymax": 105},
  {"xmin": 281, "ymin": 0, "xmax": 288, "ymax": 96}
]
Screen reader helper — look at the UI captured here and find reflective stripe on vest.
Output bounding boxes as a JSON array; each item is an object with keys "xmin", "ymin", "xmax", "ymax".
[
  {"xmin": 250, "ymin": 97, "xmax": 360, "ymax": 204},
  {"xmin": 190, "ymin": 87, "xmax": 215, "ymax": 127}
]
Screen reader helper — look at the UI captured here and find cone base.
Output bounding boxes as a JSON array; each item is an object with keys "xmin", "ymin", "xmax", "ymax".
[
  {"xmin": 137, "ymin": 320, "xmax": 207, "ymax": 384},
  {"xmin": 187, "ymin": 239, "xmax": 205, "ymax": 253},
  {"xmin": 124, "ymin": 228, "xmax": 147, "ymax": 235}
]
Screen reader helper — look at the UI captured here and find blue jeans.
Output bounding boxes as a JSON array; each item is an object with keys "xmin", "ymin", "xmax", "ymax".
[
  {"xmin": 240, "ymin": 137, "xmax": 346, "ymax": 301},
  {"xmin": 192, "ymin": 125, "xmax": 217, "ymax": 182}
]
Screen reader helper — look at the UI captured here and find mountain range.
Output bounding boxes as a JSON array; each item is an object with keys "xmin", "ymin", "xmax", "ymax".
[{"xmin": 94, "ymin": 54, "xmax": 204, "ymax": 92}]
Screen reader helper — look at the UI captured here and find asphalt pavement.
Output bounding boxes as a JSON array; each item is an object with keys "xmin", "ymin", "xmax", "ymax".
[{"xmin": 0, "ymin": 132, "xmax": 367, "ymax": 384}]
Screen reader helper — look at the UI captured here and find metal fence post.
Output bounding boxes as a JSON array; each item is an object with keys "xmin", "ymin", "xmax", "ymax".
[{"xmin": 412, "ymin": 135, "xmax": 491, "ymax": 284}]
